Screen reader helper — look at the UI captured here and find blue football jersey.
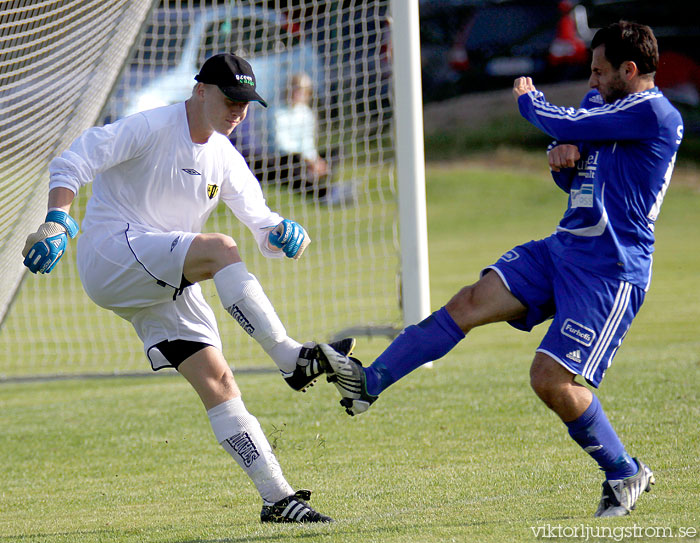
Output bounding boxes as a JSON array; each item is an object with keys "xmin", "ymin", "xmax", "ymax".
[{"xmin": 518, "ymin": 88, "xmax": 684, "ymax": 290}]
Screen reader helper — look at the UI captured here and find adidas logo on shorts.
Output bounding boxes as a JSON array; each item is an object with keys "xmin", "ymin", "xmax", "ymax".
[{"xmin": 566, "ymin": 349, "xmax": 583, "ymax": 363}]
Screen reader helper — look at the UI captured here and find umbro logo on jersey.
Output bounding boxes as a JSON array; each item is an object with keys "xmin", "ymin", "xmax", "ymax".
[
  {"xmin": 566, "ymin": 349, "xmax": 583, "ymax": 363},
  {"xmin": 207, "ymin": 184, "xmax": 219, "ymax": 199},
  {"xmin": 182, "ymin": 168, "xmax": 201, "ymax": 175}
]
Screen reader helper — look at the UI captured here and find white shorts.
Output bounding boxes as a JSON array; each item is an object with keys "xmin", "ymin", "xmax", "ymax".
[{"xmin": 76, "ymin": 221, "xmax": 222, "ymax": 369}]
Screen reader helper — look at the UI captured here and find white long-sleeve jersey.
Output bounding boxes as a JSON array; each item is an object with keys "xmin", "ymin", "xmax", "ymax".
[{"xmin": 49, "ymin": 102, "xmax": 283, "ymax": 257}]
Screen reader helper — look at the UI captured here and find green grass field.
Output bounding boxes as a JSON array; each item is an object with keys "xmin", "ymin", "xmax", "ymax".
[{"xmin": 1, "ymin": 153, "xmax": 698, "ymax": 542}]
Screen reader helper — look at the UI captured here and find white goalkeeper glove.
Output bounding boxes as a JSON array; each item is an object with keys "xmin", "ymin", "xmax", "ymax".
[
  {"xmin": 22, "ymin": 210, "xmax": 79, "ymax": 274},
  {"xmin": 267, "ymin": 219, "xmax": 310, "ymax": 259}
]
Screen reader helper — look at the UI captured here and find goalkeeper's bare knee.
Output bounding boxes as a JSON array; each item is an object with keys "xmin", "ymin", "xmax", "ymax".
[{"xmin": 184, "ymin": 233, "xmax": 242, "ymax": 282}]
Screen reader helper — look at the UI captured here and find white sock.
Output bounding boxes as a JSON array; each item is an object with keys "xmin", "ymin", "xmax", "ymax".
[
  {"xmin": 207, "ymin": 397, "xmax": 294, "ymax": 503},
  {"xmin": 214, "ymin": 262, "xmax": 301, "ymax": 372}
]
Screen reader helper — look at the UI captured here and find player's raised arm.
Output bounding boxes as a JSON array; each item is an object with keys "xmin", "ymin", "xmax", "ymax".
[
  {"xmin": 516, "ymin": 89, "xmax": 660, "ymax": 143},
  {"xmin": 512, "ymin": 76, "xmax": 536, "ymax": 99},
  {"xmin": 514, "ymin": 76, "xmax": 583, "ymax": 189},
  {"xmin": 513, "ymin": 25, "xmax": 663, "ymax": 143}
]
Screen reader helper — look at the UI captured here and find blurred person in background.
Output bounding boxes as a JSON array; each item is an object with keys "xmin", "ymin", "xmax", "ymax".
[
  {"xmin": 272, "ymin": 72, "xmax": 330, "ymax": 198},
  {"xmin": 252, "ymin": 72, "xmax": 355, "ymax": 205}
]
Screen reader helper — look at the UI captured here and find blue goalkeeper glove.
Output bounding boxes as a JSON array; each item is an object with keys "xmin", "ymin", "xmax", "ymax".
[
  {"xmin": 268, "ymin": 219, "xmax": 310, "ymax": 260},
  {"xmin": 22, "ymin": 210, "xmax": 79, "ymax": 274}
]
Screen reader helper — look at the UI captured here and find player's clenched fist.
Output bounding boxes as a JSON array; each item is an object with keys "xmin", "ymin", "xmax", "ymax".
[
  {"xmin": 267, "ymin": 219, "xmax": 310, "ymax": 260},
  {"xmin": 548, "ymin": 144, "xmax": 581, "ymax": 172},
  {"xmin": 513, "ymin": 76, "xmax": 536, "ymax": 99},
  {"xmin": 22, "ymin": 210, "xmax": 79, "ymax": 274}
]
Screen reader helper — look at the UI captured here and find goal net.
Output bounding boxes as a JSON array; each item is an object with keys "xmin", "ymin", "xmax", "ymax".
[
  {"xmin": 0, "ymin": 0, "xmax": 402, "ymax": 377},
  {"xmin": 0, "ymin": 0, "xmax": 157, "ymax": 377}
]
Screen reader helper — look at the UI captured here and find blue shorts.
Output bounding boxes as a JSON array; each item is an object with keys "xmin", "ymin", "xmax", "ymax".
[{"xmin": 483, "ymin": 239, "xmax": 645, "ymax": 387}]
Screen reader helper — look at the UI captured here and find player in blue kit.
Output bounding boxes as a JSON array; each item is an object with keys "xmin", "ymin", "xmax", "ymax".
[{"xmin": 317, "ymin": 21, "xmax": 683, "ymax": 517}]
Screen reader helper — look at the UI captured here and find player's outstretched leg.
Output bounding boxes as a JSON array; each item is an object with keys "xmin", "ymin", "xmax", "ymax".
[
  {"xmin": 317, "ymin": 343, "xmax": 379, "ymax": 416},
  {"xmin": 214, "ymin": 262, "xmax": 301, "ymax": 368},
  {"xmin": 214, "ymin": 261, "xmax": 354, "ymax": 391},
  {"xmin": 318, "ymin": 306, "xmax": 465, "ymax": 415},
  {"xmin": 595, "ymin": 458, "xmax": 655, "ymax": 517},
  {"xmin": 282, "ymin": 337, "xmax": 356, "ymax": 392},
  {"xmin": 261, "ymin": 489, "xmax": 333, "ymax": 523}
]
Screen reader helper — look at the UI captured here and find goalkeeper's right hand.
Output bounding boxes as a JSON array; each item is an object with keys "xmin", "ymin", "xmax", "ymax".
[{"xmin": 22, "ymin": 210, "xmax": 79, "ymax": 274}]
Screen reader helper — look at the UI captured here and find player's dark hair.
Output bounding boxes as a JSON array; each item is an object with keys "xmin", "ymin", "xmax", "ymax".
[{"xmin": 591, "ymin": 20, "xmax": 658, "ymax": 75}]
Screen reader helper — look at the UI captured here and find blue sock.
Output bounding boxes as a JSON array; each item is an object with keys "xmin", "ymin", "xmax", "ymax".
[
  {"xmin": 565, "ymin": 394, "xmax": 638, "ymax": 480},
  {"xmin": 364, "ymin": 306, "xmax": 465, "ymax": 396}
]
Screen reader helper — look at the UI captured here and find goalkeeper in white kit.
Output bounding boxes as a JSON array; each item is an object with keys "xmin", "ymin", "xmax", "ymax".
[{"xmin": 22, "ymin": 53, "xmax": 352, "ymax": 523}]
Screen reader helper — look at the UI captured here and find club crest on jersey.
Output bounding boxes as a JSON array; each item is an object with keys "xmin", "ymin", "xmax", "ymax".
[
  {"xmin": 182, "ymin": 168, "xmax": 201, "ymax": 175},
  {"xmin": 206, "ymin": 184, "xmax": 219, "ymax": 199},
  {"xmin": 561, "ymin": 318, "xmax": 596, "ymax": 347}
]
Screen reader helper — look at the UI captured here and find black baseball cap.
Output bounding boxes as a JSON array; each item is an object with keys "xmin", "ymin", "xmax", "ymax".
[{"xmin": 195, "ymin": 53, "xmax": 268, "ymax": 107}]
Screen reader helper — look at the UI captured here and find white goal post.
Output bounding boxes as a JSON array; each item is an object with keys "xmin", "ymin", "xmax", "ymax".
[
  {"xmin": 0, "ymin": 0, "xmax": 430, "ymax": 378},
  {"xmin": 392, "ymin": 0, "xmax": 431, "ymax": 327}
]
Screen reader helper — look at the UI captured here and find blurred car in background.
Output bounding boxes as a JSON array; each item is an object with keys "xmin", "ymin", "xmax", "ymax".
[
  {"xmin": 108, "ymin": 5, "xmax": 323, "ymax": 158},
  {"xmin": 420, "ymin": 0, "xmax": 592, "ymax": 102}
]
